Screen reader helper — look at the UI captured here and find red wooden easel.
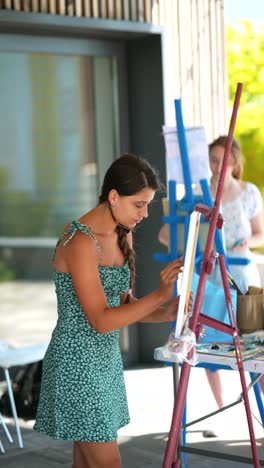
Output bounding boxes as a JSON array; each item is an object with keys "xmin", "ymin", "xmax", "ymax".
[{"xmin": 163, "ymin": 83, "xmax": 261, "ymax": 468}]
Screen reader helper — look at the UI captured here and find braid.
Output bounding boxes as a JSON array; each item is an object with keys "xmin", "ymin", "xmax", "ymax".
[{"xmin": 116, "ymin": 226, "xmax": 135, "ymax": 289}]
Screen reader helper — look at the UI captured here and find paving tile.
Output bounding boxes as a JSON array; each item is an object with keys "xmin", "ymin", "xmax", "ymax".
[{"xmin": 0, "ymin": 366, "xmax": 263, "ymax": 467}]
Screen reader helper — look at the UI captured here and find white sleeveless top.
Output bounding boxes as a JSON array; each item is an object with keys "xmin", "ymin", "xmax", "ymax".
[{"xmin": 210, "ymin": 182, "xmax": 263, "ymax": 293}]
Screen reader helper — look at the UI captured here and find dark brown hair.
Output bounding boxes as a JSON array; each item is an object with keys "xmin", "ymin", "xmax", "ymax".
[
  {"xmin": 99, "ymin": 154, "xmax": 161, "ymax": 288},
  {"xmin": 209, "ymin": 135, "xmax": 243, "ymax": 179}
]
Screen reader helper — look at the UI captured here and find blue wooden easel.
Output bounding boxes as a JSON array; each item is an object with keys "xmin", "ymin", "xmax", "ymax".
[{"xmin": 154, "ymin": 99, "xmax": 250, "ymax": 272}]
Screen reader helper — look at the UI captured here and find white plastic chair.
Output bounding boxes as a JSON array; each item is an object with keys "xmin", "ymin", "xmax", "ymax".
[{"xmin": 0, "ymin": 342, "xmax": 48, "ymax": 449}]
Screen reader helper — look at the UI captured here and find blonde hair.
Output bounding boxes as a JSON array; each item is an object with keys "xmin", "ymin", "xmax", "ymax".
[{"xmin": 209, "ymin": 135, "xmax": 243, "ymax": 180}]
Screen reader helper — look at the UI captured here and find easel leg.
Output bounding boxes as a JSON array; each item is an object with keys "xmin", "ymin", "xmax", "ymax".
[
  {"xmin": 250, "ymin": 372, "xmax": 264, "ymax": 425},
  {"xmin": 172, "ymin": 364, "xmax": 186, "ymax": 467},
  {"xmin": 164, "ymin": 362, "xmax": 191, "ymax": 468},
  {"xmin": 236, "ymin": 363, "xmax": 260, "ymax": 466},
  {"xmin": 219, "ymin": 256, "xmax": 261, "ymax": 467}
]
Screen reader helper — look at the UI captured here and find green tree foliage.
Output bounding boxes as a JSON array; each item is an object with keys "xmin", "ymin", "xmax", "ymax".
[{"xmin": 226, "ymin": 21, "xmax": 264, "ymax": 192}]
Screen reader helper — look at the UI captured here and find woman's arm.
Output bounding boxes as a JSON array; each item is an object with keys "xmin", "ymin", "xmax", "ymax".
[
  {"xmin": 120, "ymin": 232, "xmax": 187, "ymax": 323},
  {"xmin": 139, "ymin": 296, "xmax": 180, "ymax": 323},
  {"xmin": 248, "ymin": 211, "xmax": 264, "ymax": 248},
  {"xmin": 234, "ymin": 211, "xmax": 264, "ymax": 250},
  {"xmin": 120, "ymin": 291, "xmax": 192, "ymax": 323},
  {"xmin": 120, "ymin": 291, "xmax": 170, "ymax": 323},
  {"xmin": 65, "ymin": 233, "xmax": 183, "ymax": 333}
]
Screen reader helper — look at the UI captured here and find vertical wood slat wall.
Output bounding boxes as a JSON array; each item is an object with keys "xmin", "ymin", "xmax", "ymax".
[
  {"xmin": 0, "ymin": 0, "xmax": 227, "ymax": 139},
  {"xmin": 0, "ymin": 0, "xmax": 161, "ymax": 19},
  {"xmin": 163, "ymin": 0, "xmax": 227, "ymax": 139}
]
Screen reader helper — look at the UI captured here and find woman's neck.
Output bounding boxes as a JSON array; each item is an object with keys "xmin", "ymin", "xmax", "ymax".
[
  {"xmin": 210, "ymin": 175, "xmax": 242, "ymax": 203},
  {"xmin": 80, "ymin": 203, "xmax": 117, "ymax": 235}
]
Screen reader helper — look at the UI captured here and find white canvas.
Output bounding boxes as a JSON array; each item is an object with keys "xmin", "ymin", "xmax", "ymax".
[
  {"xmin": 174, "ymin": 211, "xmax": 201, "ymax": 338},
  {"xmin": 163, "ymin": 126, "xmax": 210, "ymax": 184}
]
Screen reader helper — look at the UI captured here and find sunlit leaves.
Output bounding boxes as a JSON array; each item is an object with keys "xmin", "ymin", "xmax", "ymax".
[{"xmin": 226, "ymin": 21, "xmax": 264, "ymax": 189}]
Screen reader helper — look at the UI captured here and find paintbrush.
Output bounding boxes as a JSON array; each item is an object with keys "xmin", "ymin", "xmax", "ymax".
[{"xmin": 226, "ymin": 270, "xmax": 243, "ymax": 295}]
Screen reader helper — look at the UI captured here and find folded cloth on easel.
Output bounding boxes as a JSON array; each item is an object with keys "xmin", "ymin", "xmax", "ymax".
[
  {"xmin": 163, "ymin": 313, "xmax": 198, "ymax": 366},
  {"xmin": 191, "ymin": 272, "xmax": 237, "ymax": 344}
]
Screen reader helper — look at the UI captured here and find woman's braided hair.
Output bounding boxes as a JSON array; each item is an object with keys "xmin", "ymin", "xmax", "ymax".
[
  {"xmin": 115, "ymin": 224, "xmax": 136, "ymax": 288},
  {"xmin": 98, "ymin": 154, "xmax": 161, "ymax": 288}
]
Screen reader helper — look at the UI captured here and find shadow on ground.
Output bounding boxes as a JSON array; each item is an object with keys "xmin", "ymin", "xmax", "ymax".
[
  {"xmin": 119, "ymin": 431, "xmax": 264, "ymax": 467},
  {"xmin": 1, "ymin": 422, "xmax": 263, "ymax": 467}
]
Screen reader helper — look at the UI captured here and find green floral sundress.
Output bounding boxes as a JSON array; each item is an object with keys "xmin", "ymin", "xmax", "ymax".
[{"xmin": 34, "ymin": 221, "xmax": 130, "ymax": 442}]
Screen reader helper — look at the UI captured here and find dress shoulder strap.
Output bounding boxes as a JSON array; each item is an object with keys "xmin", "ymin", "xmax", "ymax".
[{"xmin": 54, "ymin": 220, "xmax": 102, "ymax": 259}]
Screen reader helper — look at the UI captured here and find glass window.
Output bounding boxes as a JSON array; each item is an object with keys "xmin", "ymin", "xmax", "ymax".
[
  {"xmin": 0, "ymin": 51, "xmax": 120, "ymax": 280},
  {"xmin": 0, "ymin": 37, "xmax": 131, "ymax": 359}
]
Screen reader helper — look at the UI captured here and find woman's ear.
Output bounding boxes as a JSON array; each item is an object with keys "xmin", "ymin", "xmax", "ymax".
[{"xmin": 108, "ymin": 189, "xmax": 119, "ymax": 206}]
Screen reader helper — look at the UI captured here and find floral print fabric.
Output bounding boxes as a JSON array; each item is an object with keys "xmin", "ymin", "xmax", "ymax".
[
  {"xmin": 34, "ymin": 222, "xmax": 131, "ymax": 441},
  {"xmin": 221, "ymin": 182, "xmax": 263, "ymax": 250}
]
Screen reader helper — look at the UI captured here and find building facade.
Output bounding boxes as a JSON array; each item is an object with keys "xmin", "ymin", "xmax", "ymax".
[{"xmin": 0, "ymin": 0, "xmax": 228, "ymax": 365}]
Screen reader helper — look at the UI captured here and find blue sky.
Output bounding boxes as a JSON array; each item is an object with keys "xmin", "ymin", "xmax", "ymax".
[{"xmin": 224, "ymin": 0, "xmax": 264, "ymax": 23}]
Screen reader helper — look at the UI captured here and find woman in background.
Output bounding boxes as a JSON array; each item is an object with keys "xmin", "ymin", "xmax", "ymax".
[
  {"xmin": 205, "ymin": 136, "xmax": 264, "ymax": 426},
  {"xmin": 159, "ymin": 136, "xmax": 264, "ymax": 435},
  {"xmin": 208, "ymin": 136, "xmax": 264, "ymax": 294}
]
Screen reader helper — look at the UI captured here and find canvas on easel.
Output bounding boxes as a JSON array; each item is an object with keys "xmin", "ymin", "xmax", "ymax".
[
  {"xmin": 162, "ymin": 125, "xmax": 210, "ymax": 185},
  {"xmin": 174, "ymin": 211, "xmax": 201, "ymax": 339}
]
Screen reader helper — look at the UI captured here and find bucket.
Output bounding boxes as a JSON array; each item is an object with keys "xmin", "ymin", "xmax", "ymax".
[{"xmin": 237, "ymin": 294, "xmax": 264, "ymax": 335}]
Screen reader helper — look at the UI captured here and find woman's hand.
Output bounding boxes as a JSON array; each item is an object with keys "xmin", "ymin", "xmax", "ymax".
[
  {"xmin": 232, "ymin": 238, "xmax": 248, "ymax": 251},
  {"xmin": 158, "ymin": 257, "xmax": 184, "ymax": 302},
  {"xmin": 165, "ymin": 296, "xmax": 180, "ymax": 321},
  {"xmin": 165, "ymin": 291, "xmax": 193, "ymax": 322}
]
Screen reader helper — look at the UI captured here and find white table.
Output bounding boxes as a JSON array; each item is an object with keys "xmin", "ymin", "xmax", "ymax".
[
  {"xmin": 154, "ymin": 345, "xmax": 264, "ymax": 373},
  {"xmin": 154, "ymin": 345, "xmax": 264, "ymax": 466}
]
